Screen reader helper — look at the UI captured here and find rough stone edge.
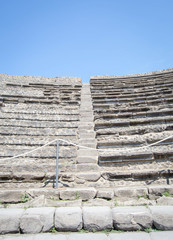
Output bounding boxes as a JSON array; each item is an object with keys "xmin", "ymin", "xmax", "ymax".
[{"xmin": 90, "ymin": 68, "xmax": 173, "ymax": 80}]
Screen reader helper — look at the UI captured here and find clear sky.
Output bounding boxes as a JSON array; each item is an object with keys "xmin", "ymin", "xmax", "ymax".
[{"xmin": 0, "ymin": 0, "xmax": 173, "ymax": 83}]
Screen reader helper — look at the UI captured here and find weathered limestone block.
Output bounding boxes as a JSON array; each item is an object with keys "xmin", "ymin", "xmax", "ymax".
[
  {"xmin": 60, "ymin": 188, "xmax": 97, "ymax": 201},
  {"xmin": 61, "ymin": 173, "xmax": 75, "ymax": 182},
  {"xmin": 148, "ymin": 185, "xmax": 173, "ymax": 197},
  {"xmin": 97, "ymin": 189, "xmax": 114, "ymax": 200},
  {"xmin": 0, "ymin": 190, "xmax": 25, "ymax": 203},
  {"xmin": 77, "ymin": 156, "xmax": 98, "ymax": 164},
  {"xmin": 77, "ymin": 164, "xmax": 100, "ymax": 172},
  {"xmin": 156, "ymin": 196, "xmax": 173, "ymax": 205},
  {"xmin": 76, "ymin": 172, "xmax": 101, "ymax": 182},
  {"xmin": 26, "ymin": 188, "xmax": 59, "ymax": 199},
  {"xmin": 20, "ymin": 215, "xmax": 43, "ymax": 234},
  {"xmin": 149, "ymin": 206, "xmax": 173, "ymax": 230},
  {"xmin": 78, "ymin": 149, "xmax": 98, "ymax": 157},
  {"xmin": 112, "ymin": 206, "xmax": 152, "ymax": 231},
  {"xmin": 83, "ymin": 199, "xmax": 114, "ymax": 208},
  {"xmin": 20, "ymin": 207, "xmax": 55, "ymax": 233},
  {"xmin": 7, "ymin": 195, "xmax": 45, "ymax": 208},
  {"xmin": 0, "ymin": 209, "xmax": 24, "ymax": 234},
  {"xmin": 83, "ymin": 207, "xmax": 112, "ymax": 231},
  {"xmin": 55, "ymin": 207, "xmax": 82, "ymax": 231},
  {"xmin": 114, "ymin": 187, "xmax": 148, "ymax": 198},
  {"xmin": 12, "ymin": 171, "xmax": 45, "ymax": 181},
  {"xmin": 116, "ymin": 198, "xmax": 156, "ymax": 207},
  {"xmin": 45, "ymin": 199, "xmax": 82, "ymax": 208}
]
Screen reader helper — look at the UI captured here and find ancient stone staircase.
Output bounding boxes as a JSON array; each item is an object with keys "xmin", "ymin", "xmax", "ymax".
[{"xmin": 76, "ymin": 83, "xmax": 99, "ymax": 177}]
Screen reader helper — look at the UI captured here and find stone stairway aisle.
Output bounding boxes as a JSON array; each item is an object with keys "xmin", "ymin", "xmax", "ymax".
[{"xmin": 76, "ymin": 83, "xmax": 100, "ymax": 181}]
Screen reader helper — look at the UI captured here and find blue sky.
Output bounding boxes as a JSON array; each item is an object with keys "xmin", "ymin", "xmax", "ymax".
[{"xmin": 0, "ymin": 0, "xmax": 173, "ymax": 83}]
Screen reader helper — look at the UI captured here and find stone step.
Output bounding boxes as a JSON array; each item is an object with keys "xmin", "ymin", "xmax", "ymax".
[
  {"xmin": 80, "ymin": 107, "xmax": 93, "ymax": 111},
  {"xmin": 77, "ymin": 164, "xmax": 100, "ymax": 172},
  {"xmin": 80, "ymin": 111, "xmax": 93, "ymax": 117},
  {"xmin": 78, "ymin": 142, "xmax": 97, "ymax": 148},
  {"xmin": 76, "ymin": 156, "xmax": 98, "ymax": 164},
  {"xmin": 79, "ymin": 131, "xmax": 95, "ymax": 139},
  {"xmin": 78, "ymin": 149, "xmax": 98, "ymax": 157},
  {"xmin": 78, "ymin": 124, "xmax": 94, "ymax": 131},
  {"xmin": 79, "ymin": 139, "xmax": 97, "ymax": 146},
  {"xmin": 80, "ymin": 117, "xmax": 94, "ymax": 122}
]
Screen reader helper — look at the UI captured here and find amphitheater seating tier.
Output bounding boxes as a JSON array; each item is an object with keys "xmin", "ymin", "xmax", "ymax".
[
  {"xmin": 0, "ymin": 74, "xmax": 82, "ymax": 187},
  {"xmin": 90, "ymin": 70, "xmax": 173, "ymax": 167}
]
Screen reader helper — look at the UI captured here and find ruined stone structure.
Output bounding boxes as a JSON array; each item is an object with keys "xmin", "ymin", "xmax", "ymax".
[
  {"xmin": 0, "ymin": 74, "xmax": 82, "ymax": 188},
  {"xmin": 0, "ymin": 69, "xmax": 173, "ymax": 237},
  {"xmin": 0, "ymin": 69, "xmax": 173, "ymax": 206}
]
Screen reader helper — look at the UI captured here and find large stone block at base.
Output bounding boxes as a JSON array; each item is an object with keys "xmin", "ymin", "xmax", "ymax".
[
  {"xmin": 20, "ymin": 207, "xmax": 55, "ymax": 234},
  {"xmin": 55, "ymin": 207, "xmax": 82, "ymax": 231},
  {"xmin": 83, "ymin": 207, "xmax": 112, "ymax": 231},
  {"xmin": 112, "ymin": 206, "xmax": 152, "ymax": 231},
  {"xmin": 149, "ymin": 206, "xmax": 173, "ymax": 230},
  {"xmin": 0, "ymin": 208, "xmax": 24, "ymax": 234}
]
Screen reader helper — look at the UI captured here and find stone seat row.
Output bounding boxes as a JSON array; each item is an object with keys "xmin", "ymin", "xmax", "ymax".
[
  {"xmin": 0, "ymin": 120, "xmax": 79, "ymax": 129},
  {"xmin": 96, "ymin": 123, "xmax": 173, "ymax": 137},
  {"xmin": 0, "ymin": 112, "xmax": 80, "ymax": 121},
  {"xmin": 97, "ymin": 131, "xmax": 173, "ymax": 148},
  {"xmin": 1, "ymin": 107, "xmax": 80, "ymax": 115},
  {"xmin": 92, "ymin": 93, "xmax": 173, "ymax": 102},
  {"xmin": 92, "ymin": 99, "xmax": 173, "ymax": 110},
  {"xmin": 90, "ymin": 84, "xmax": 173, "ymax": 95},
  {"xmin": 94, "ymin": 108, "xmax": 173, "ymax": 120},
  {"xmin": 94, "ymin": 115, "xmax": 173, "ymax": 127},
  {"xmin": 98, "ymin": 148, "xmax": 173, "ymax": 165},
  {"xmin": 91, "ymin": 89, "xmax": 172, "ymax": 99}
]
